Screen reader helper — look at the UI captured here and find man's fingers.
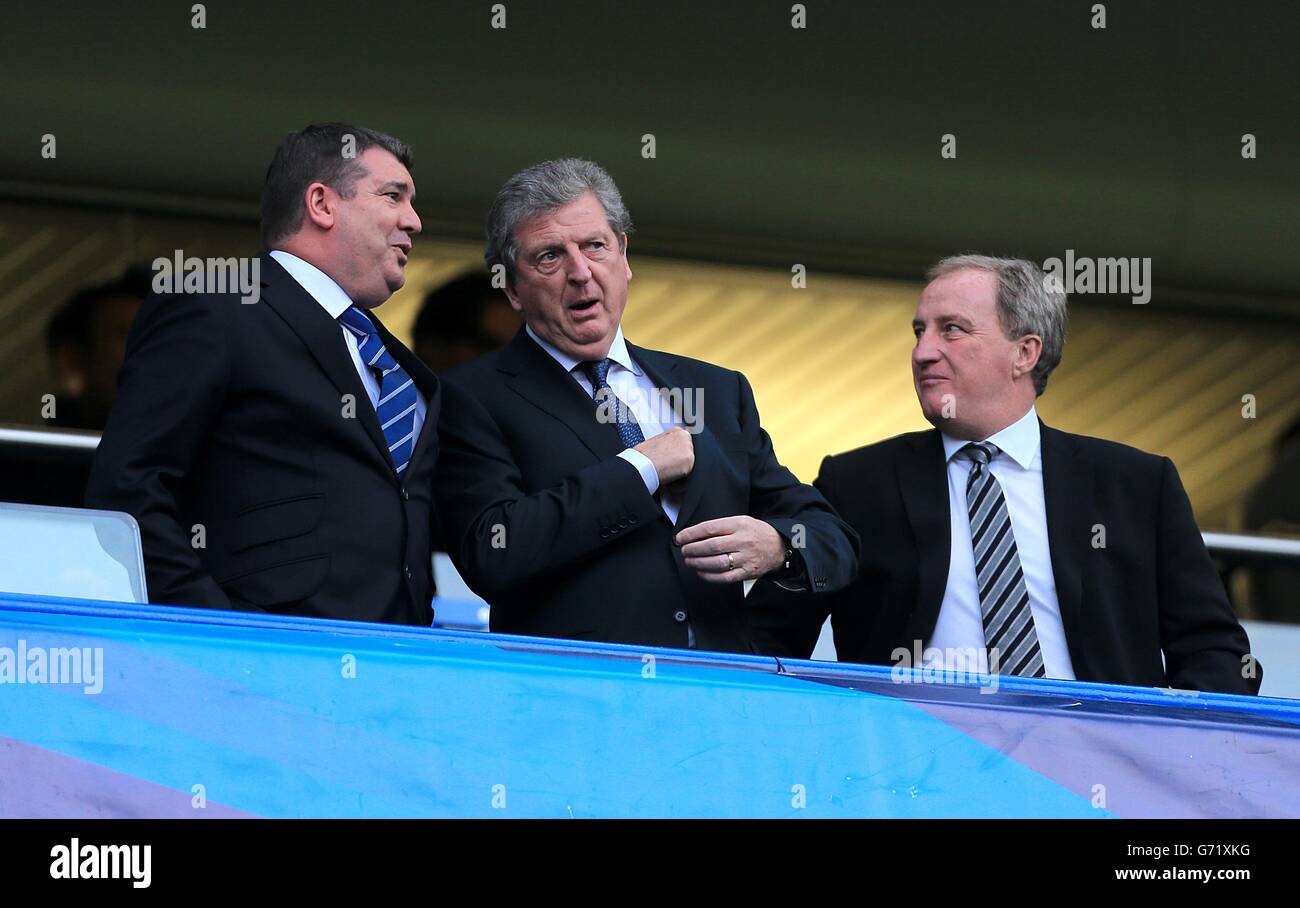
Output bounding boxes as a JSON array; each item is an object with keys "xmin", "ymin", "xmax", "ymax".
[
  {"xmin": 675, "ymin": 516, "xmax": 746, "ymax": 545},
  {"xmin": 684, "ymin": 553, "xmax": 734, "ymax": 573},
  {"xmin": 679, "ymin": 536, "xmax": 735, "ymax": 559}
]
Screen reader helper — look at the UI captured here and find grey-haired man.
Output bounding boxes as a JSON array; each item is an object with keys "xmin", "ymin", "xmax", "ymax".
[
  {"xmin": 434, "ymin": 158, "xmax": 858, "ymax": 652},
  {"xmin": 749, "ymin": 255, "xmax": 1260, "ymax": 694}
]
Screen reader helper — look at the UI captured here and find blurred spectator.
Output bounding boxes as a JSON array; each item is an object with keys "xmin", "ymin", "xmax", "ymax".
[
  {"xmin": 412, "ymin": 272, "xmax": 521, "ymax": 373},
  {"xmin": 412, "ymin": 272, "xmax": 520, "ymax": 556},
  {"xmin": 45, "ymin": 267, "xmax": 150, "ymax": 430},
  {"xmin": 1243, "ymin": 416, "xmax": 1300, "ymax": 623}
]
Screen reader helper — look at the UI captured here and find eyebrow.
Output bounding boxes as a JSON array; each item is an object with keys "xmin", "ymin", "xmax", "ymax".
[
  {"xmin": 375, "ymin": 180, "xmax": 414, "ymax": 200},
  {"xmin": 914, "ymin": 313, "xmax": 974, "ymax": 328},
  {"xmin": 527, "ymin": 234, "xmax": 611, "ymax": 256},
  {"xmin": 527, "ymin": 241, "xmax": 565, "ymax": 257}
]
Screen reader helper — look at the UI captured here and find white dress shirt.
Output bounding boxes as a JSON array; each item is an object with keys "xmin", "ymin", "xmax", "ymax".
[
  {"xmin": 925, "ymin": 405, "xmax": 1076, "ymax": 679},
  {"xmin": 525, "ymin": 324, "xmax": 683, "ymax": 524},
  {"xmin": 269, "ymin": 250, "xmax": 427, "ymax": 448}
]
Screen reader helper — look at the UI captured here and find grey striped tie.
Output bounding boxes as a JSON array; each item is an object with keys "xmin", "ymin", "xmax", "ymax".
[{"xmin": 961, "ymin": 442, "xmax": 1045, "ymax": 678}]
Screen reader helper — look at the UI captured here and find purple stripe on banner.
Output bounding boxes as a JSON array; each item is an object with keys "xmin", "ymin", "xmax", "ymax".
[
  {"xmin": 0, "ymin": 736, "xmax": 258, "ymax": 819},
  {"xmin": 908, "ymin": 701, "xmax": 1300, "ymax": 818}
]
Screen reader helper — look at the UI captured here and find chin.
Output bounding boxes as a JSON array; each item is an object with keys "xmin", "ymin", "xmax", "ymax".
[{"xmin": 568, "ymin": 324, "xmax": 609, "ymax": 347}]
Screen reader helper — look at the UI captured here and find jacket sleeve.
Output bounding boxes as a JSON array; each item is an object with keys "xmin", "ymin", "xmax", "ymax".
[
  {"xmin": 433, "ymin": 378, "xmax": 664, "ymax": 599},
  {"xmin": 84, "ymin": 293, "xmax": 241, "ymax": 612},
  {"xmin": 1156, "ymin": 456, "xmax": 1260, "ymax": 694},
  {"xmin": 745, "ymin": 453, "xmax": 847, "ymax": 659}
]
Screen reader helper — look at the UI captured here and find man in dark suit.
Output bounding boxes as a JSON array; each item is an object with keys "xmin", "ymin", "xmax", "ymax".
[
  {"xmin": 434, "ymin": 158, "xmax": 858, "ymax": 652},
  {"xmin": 749, "ymin": 255, "xmax": 1259, "ymax": 694},
  {"xmin": 86, "ymin": 123, "xmax": 439, "ymax": 625}
]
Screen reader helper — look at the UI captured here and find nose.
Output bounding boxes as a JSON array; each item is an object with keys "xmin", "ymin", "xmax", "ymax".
[
  {"xmin": 913, "ymin": 327, "xmax": 940, "ymax": 366},
  {"xmin": 400, "ymin": 199, "xmax": 422, "ymax": 236},
  {"xmin": 564, "ymin": 245, "xmax": 592, "ymax": 284}
]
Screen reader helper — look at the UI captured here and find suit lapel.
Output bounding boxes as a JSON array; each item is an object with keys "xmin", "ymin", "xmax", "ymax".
[
  {"xmin": 257, "ymin": 254, "xmax": 399, "ymax": 475},
  {"xmin": 1040, "ymin": 421, "xmax": 1091, "ymax": 677},
  {"xmin": 900, "ymin": 429, "xmax": 953, "ymax": 646},
  {"xmin": 497, "ymin": 329, "xmax": 626, "ymax": 462}
]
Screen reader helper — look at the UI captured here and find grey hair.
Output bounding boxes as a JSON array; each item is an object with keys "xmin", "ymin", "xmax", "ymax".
[
  {"xmin": 485, "ymin": 158, "xmax": 633, "ymax": 283},
  {"xmin": 925, "ymin": 254, "xmax": 1068, "ymax": 396}
]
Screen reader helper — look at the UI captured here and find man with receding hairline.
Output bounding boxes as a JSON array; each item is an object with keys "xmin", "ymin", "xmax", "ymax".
[
  {"xmin": 88, "ymin": 122, "xmax": 440, "ymax": 624},
  {"xmin": 749, "ymin": 254, "xmax": 1259, "ymax": 694}
]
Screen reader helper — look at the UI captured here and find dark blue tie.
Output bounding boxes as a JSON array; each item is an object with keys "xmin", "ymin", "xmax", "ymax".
[
  {"xmin": 580, "ymin": 358, "xmax": 645, "ymax": 449},
  {"xmin": 338, "ymin": 306, "xmax": 418, "ymax": 475}
]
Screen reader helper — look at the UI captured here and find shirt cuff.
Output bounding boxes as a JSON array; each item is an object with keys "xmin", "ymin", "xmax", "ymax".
[{"xmin": 617, "ymin": 448, "xmax": 660, "ymax": 496}]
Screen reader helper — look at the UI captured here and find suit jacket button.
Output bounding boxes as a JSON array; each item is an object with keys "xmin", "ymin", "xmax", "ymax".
[
  {"xmin": 404, "ymin": 565, "xmax": 413, "ymax": 580},
  {"xmin": 618, "ymin": 518, "xmax": 630, "ymax": 528},
  {"xmin": 600, "ymin": 528, "xmax": 611, "ymax": 539},
  {"xmin": 673, "ymin": 610, "xmax": 688, "ymax": 623},
  {"xmin": 629, "ymin": 515, "xmax": 638, "ymax": 524},
  {"xmin": 401, "ymin": 487, "xmax": 410, "ymax": 501}
]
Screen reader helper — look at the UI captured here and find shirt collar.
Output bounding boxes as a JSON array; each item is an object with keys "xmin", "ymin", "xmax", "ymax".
[
  {"xmin": 941, "ymin": 405, "xmax": 1041, "ymax": 469},
  {"xmin": 268, "ymin": 249, "xmax": 354, "ymax": 319},
  {"xmin": 524, "ymin": 324, "xmax": 641, "ymax": 377}
]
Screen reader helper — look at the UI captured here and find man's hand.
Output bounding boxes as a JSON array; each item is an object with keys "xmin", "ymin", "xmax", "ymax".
[
  {"xmin": 634, "ymin": 427, "xmax": 695, "ymax": 485},
  {"xmin": 676, "ymin": 516, "xmax": 785, "ymax": 584}
]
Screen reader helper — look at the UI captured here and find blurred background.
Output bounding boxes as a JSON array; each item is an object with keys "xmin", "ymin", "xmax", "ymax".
[{"xmin": 1, "ymin": 0, "xmax": 1297, "ymax": 622}]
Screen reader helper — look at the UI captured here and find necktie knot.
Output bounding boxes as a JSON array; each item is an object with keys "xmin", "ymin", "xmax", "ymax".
[
  {"xmin": 961, "ymin": 441, "xmax": 999, "ymax": 467},
  {"xmin": 581, "ymin": 358, "xmax": 612, "ymax": 388},
  {"xmin": 338, "ymin": 305, "xmax": 377, "ymax": 339}
]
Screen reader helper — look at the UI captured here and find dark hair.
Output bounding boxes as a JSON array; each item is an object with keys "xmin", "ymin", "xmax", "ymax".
[
  {"xmin": 260, "ymin": 122, "xmax": 413, "ymax": 248},
  {"xmin": 413, "ymin": 272, "xmax": 505, "ymax": 345},
  {"xmin": 46, "ymin": 266, "xmax": 153, "ymax": 354}
]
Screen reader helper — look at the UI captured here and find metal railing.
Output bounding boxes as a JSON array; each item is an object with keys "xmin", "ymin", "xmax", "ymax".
[
  {"xmin": 0, "ymin": 423, "xmax": 100, "ymax": 451},
  {"xmin": 2, "ymin": 423, "xmax": 1299, "ymax": 562}
]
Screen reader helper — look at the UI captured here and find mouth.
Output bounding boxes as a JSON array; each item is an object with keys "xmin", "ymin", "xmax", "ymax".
[
  {"xmin": 391, "ymin": 243, "xmax": 411, "ymax": 263},
  {"xmin": 567, "ymin": 297, "xmax": 602, "ymax": 317},
  {"xmin": 917, "ymin": 375, "xmax": 950, "ymax": 385}
]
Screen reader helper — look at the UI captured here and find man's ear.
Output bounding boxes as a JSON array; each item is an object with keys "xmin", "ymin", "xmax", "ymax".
[
  {"xmin": 621, "ymin": 234, "xmax": 632, "ymax": 281},
  {"xmin": 1013, "ymin": 334, "xmax": 1042, "ymax": 381},
  {"xmin": 502, "ymin": 279, "xmax": 523, "ymax": 313},
  {"xmin": 303, "ymin": 182, "xmax": 336, "ymax": 231}
]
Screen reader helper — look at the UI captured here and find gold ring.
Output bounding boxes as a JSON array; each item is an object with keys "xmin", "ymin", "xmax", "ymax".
[{"xmin": 726, "ymin": 552, "xmax": 735, "ymax": 571}]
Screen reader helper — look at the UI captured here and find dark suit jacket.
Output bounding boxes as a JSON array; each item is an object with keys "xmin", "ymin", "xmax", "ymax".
[
  {"xmin": 434, "ymin": 328, "xmax": 859, "ymax": 652},
  {"xmin": 748, "ymin": 422, "xmax": 1261, "ymax": 694},
  {"xmin": 86, "ymin": 253, "xmax": 440, "ymax": 625}
]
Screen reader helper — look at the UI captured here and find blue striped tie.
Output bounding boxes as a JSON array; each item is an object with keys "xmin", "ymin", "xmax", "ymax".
[
  {"xmin": 961, "ymin": 442, "xmax": 1045, "ymax": 678},
  {"xmin": 338, "ymin": 306, "xmax": 418, "ymax": 475}
]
